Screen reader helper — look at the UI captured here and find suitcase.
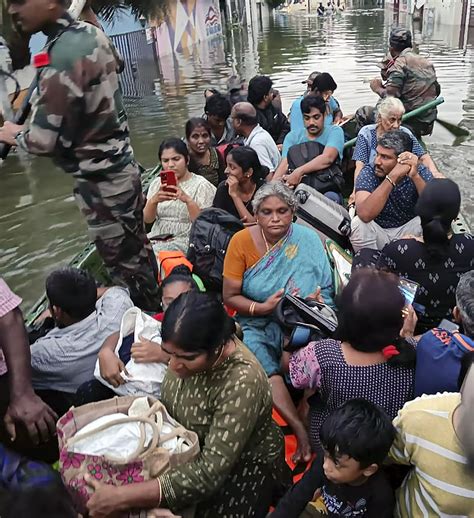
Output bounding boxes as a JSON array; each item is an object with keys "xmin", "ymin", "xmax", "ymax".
[{"xmin": 294, "ymin": 183, "xmax": 352, "ymax": 249}]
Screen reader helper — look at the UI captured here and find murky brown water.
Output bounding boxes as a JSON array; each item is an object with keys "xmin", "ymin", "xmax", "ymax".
[{"xmin": 0, "ymin": 6, "xmax": 473, "ymax": 307}]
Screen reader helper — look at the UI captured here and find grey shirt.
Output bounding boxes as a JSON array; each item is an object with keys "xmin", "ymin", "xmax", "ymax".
[{"xmin": 31, "ymin": 287, "xmax": 133, "ymax": 393}]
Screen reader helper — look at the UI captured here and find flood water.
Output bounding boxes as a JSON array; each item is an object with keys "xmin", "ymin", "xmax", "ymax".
[{"xmin": 1, "ymin": 6, "xmax": 473, "ymax": 308}]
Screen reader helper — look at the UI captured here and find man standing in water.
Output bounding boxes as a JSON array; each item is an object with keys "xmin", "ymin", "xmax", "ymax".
[
  {"xmin": 370, "ymin": 28, "xmax": 440, "ymax": 138},
  {"xmin": 0, "ymin": 0, "xmax": 159, "ymax": 310}
]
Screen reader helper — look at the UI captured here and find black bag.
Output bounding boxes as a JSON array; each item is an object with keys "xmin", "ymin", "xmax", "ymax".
[
  {"xmin": 187, "ymin": 208, "xmax": 244, "ymax": 291},
  {"xmin": 287, "ymin": 141, "xmax": 344, "ymax": 194},
  {"xmin": 273, "ymin": 294, "xmax": 338, "ymax": 352}
]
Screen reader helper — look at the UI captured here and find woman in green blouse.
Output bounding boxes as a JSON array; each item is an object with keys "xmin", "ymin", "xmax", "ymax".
[{"xmin": 85, "ymin": 292, "xmax": 288, "ymax": 517}]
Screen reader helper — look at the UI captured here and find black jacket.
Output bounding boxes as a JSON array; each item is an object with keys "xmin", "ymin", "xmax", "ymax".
[{"xmin": 255, "ymin": 104, "xmax": 290, "ymax": 145}]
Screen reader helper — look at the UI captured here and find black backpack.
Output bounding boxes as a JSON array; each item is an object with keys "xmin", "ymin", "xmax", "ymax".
[
  {"xmin": 187, "ymin": 208, "xmax": 244, "ymax": 291},
  {"xmin": 287, "ymin": 141, "xmax": 344, "ymax": 194}
]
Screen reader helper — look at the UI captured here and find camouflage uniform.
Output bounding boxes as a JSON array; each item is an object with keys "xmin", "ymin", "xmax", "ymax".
[
  {"xmin": 16, "ymin": 12, "xmax": 159, "ymax": 310},
  {"xmin": 381, "ymin": 28, "xmax": 440, "ymax": 138}
]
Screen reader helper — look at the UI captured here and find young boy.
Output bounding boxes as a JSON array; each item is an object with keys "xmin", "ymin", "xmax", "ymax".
[{"xmin": 272, "ymin": 399, "xmax": 396, "ymax": 517}]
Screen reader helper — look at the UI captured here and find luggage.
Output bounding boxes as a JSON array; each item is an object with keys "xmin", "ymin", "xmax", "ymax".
[
  {"xmin": 157, "ymin": 250, "xmax": 194, "ymax": 282},
  {"xmin": 187, "ymin": 208, "xmax": 244, "ymax": 291},
  {"xmin": 294, "ymin": 183, "xmax": 351, "ymax": 248},
  {"xmin": 287, "ymin": 141, "xmax": 344, "ymax": 194}
]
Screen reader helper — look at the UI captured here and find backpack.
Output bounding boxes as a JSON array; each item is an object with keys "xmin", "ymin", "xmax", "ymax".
[
  {"xmin": 287, "ymin": 141, "xmax": 344, "ymax": 194},
  {"xmin": 157, "ymin": 251, "xmax": 194, "ymax": 283},
  {"xmin": 187, "ymin": 208, "xmax": 244, "ymax": 291}
]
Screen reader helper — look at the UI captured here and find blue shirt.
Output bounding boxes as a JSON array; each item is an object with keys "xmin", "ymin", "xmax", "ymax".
[
  {"xmin": 415, "ymin": 329, "xmax": 474, "ymax": 397},
  {"xmin": 282, "ymin": 124, "xmax": 345, "ymax": 160},
  {"xmin": 352, "ymin": 124, "xmax": 426, "ymax": 167},
  {"xmin": 289, "ymin": 95, "xmax": 340, "ymax": 132},
  {"xmin": 355, "ymin": 164, "xmax": 433, "ymax": 228}
]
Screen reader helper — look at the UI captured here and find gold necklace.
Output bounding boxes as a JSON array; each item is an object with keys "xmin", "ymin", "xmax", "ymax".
[{"xmin": 261, "ymin": 228, "xmax": 271, "ymax": 253}]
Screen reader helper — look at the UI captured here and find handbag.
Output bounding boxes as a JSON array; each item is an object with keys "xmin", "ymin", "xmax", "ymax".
[
  {"xmin": 274, "ymin": 294, "xmax": 338, "ymax": 352},
  {"xmin": 57, "ymin": 396, "xmax": 200, "ymax": 517},
  {"xmin": 287, "ymin": 140, "xmax": 344, "ymax": 194},
  {"xmin": 94, "ymin": 307, "xmax": 167, "ymax": 398}
]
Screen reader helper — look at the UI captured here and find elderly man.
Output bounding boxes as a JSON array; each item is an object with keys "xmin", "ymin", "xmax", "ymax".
[
  {"xmin": 370, "ymin": 27, "xmax": 440, "ymax": 138},
  {"xmin": 231, "ymin": 102, "xmax": 281, "ymax": 173},
  {"xmin": 351, "ymin": 129, "xmax": 433, "ymax": 252}
]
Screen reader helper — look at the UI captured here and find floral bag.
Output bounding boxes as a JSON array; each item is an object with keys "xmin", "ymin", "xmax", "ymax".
[{"xmin": 57, "ymin": 396, "xmax": 200, "ymax": 517}]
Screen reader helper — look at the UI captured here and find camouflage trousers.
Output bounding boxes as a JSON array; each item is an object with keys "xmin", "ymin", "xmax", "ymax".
[{"xmin": 73, "ymin": 162, "xmax": 160, "ymax": 311}]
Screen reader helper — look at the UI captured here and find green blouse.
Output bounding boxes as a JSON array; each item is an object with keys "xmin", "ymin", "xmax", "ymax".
[{"xmin": 158, "ymin": 340, "xmax": 283, "ymax": 512}]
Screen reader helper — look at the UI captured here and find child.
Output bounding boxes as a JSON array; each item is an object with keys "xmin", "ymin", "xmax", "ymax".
[{"xmin": 272, "ymin": 399, "xmax": 396, "ymax": 517}]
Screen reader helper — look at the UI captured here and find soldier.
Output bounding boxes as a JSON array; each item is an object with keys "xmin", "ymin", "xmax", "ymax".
[
  {"xmin": 0, "ymin": 0, "xmax": 159, "ymax": 311},
  {"xmin": 370, "ymin": 27, "xmax": 440, "ymax": 139}
]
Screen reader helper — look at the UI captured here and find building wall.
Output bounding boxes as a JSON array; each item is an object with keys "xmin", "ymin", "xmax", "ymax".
[{"xmin": 151, "ymin": 0, "xmax": 223, "ymax": 57}]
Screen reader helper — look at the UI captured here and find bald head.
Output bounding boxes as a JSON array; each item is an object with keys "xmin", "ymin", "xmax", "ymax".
[
  {"xmin": 231, "ymin": 102, "xmax": 258, "ymax": 136},
  {"xmin": 234, "ymin": 102, "xmax": 257, "ymax": 119}
]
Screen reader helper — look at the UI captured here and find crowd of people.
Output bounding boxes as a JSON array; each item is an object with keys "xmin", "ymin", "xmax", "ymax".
[{"xmin": 0, "ymin": 0, "xmax": 472, "ymax": 515}]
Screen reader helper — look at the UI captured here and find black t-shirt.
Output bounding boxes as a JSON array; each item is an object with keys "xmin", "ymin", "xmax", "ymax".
[
  {"xmin": 212, "ymin": 181, "xmax": 255, "ymax": 221},
  {"xmin": 271, "ymin": 456, "xmax": 394, "ymax": 518}
]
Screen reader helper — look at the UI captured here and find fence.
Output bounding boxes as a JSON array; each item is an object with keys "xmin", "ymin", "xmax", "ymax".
[{"xmin": 110, "ymin": 30, "xmax": 158, "ymax": 98}]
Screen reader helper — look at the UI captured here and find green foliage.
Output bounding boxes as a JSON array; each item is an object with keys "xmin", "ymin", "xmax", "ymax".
[
  {"xmin": 265, "ymin": 0, "xmax": 286, "ymax": 7},
  {"xmin": 91, "ymin": 0, "xmax": 168, "ymax": 23}
]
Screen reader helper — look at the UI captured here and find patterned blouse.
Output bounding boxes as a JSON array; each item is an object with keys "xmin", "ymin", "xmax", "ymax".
[
  {"xmin": 158, "ymin": 340, "xmax": 284, "ymax": 517},
  {"xmin": 188, "ymin": 147, "xmax": 225, "ymax": 187},
  {"xmin": 290, "ymin": 339, "xmax": 414, "ymax": 451},
  {"xmin": 378, "ymin": 234, "xmax": 474, "ymax": 332},
  {"xmin": 147, "ymin": 173, "xmax": 216, "ymax": 254}
]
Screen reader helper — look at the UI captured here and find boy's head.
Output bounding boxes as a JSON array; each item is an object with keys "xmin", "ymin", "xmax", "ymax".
[
  {"xmin": 319, "ymin": 399, "xmax": 395, "ymax": 485},
  {"xmin": 46, "ymin": 267, "xmax": 97, "ymax": 328}
]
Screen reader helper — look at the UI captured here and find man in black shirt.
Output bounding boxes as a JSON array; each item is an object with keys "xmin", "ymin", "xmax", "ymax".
[{"xmin": 247, "ymin": 75, "xmax": 290, "ymax": 145}]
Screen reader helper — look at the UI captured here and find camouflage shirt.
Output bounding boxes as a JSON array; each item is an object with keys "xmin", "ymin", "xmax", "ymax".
[
  {"xmin": 384, "ymin": 48, "xmax": 440, "ymax": 123},
  {"xmin": 17, "ymin": 13, "xmax": 133, "ymax": 176}
]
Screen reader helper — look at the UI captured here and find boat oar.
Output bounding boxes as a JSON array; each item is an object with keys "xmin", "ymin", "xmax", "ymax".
[
  {"xmin": 0, "ymin": 0, "xmax": 88, "ymax": 161},
  {"xmin": 344, "ymin": 96, "xmax": 445, "ymax": 149},
  {"xmin": 435, "ymin": 117, "xmax": 470, "ymax": 137}
]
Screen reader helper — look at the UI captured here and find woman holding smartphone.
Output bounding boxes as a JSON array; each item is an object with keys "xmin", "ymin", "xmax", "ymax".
[{"xmin": 144, "ymin": 138, "xmax": 216, "ymax": 254}]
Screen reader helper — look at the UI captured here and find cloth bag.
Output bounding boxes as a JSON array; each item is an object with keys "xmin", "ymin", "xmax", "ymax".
[
  {"xmin": 57, "ymin": 396, "xmax": 200, "ymax": 517},
  {"xmin": 94, "ymin": 307, "xmax": 167, "ymax": 397},
  {"xmin": 287, "ymin": 141, "xmax": 344, "ymax": 194}
]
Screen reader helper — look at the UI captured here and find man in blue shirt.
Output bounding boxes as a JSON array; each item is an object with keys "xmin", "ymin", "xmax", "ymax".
[
  {"xmin": 273, "ymin": 95, "xmax": 345, "ymax": 189},
  {"xmin": 351, "ymin": 129, "xmax": 433, "ymax": 251},
  {"xmin": 290, "ymin": 72, "xmax": 343, "ymax": 133}
]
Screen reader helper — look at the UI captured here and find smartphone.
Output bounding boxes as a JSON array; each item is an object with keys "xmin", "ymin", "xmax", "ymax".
[
  {"xmin": 398, "ymin": 278, "xmax": 419, "ymax": 307},
  {"xmin": 160, "ymin": 170, "xmax": 177, "ymax": 193}
]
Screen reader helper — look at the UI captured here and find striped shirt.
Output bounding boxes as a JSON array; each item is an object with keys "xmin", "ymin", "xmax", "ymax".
[
  {"xmin": 0, "ymin": 278, "xmax": 23, "ymax": 376},
  {"xmin": 389, "ymin": 393, "xmax": 474, "ymax": 517}
]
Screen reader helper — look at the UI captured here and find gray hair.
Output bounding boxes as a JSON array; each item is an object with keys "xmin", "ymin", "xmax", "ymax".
[
  {"xmin": 378, "ymin": 129, "xmax": 413, "ymax": 156},
  {"xmin": 375, "ymin": 96, "xmax": 405, "ymax": 122},
  {"xmin": 252, "ymin": 182, "xmax": 298, "ymax": 213},
  {"xmin": 456, "ymin": 270, "xmax": 474, "ymax": 337}
]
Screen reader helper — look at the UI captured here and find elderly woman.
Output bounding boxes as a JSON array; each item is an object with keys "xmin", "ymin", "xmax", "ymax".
[
  {"xmin": 223, "ymin": 182, "xmax": 334, "ymax": 464},
  {"xmin": 86, "ymin": 292, "xmax": 289, "ymax": 518},
  {"xmin": 351, "ymin": 96, "xmax": 441, "ymax": 202}
]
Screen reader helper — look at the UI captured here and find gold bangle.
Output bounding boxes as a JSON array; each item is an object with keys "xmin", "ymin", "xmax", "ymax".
[
  {"xmin": 156, "ymin": 478, "xmax": 161, "ymax": 506},
  {"xmin": 385, "ymin": 175, "xmax": 396, "ymax": 188},
  {"xmin": 249, "ymin": 301, "xmax": 256, "ymax": 316}
]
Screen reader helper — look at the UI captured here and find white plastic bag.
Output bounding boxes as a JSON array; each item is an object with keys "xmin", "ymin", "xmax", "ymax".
[{"xmin": 94, "ymin": 307, "xmax": 167, "ymax": 397}]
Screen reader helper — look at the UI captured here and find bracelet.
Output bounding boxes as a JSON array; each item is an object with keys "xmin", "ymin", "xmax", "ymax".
[
  {"xmin": 156, "ymin": 478, "xmax": 161, "ymax": 506},
  {"xmin": 385, "ymin": 175, "xmax": 396, "ymax": 188},
  {"xmin": 249, "ymin": 301, "xmax": 256, "ymax": 316}
]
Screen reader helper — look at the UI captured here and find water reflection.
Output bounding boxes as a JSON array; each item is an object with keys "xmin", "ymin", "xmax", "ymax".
[{"xmin": 0, "ymin": 7, "xmax": 472, "ymax": 307}]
